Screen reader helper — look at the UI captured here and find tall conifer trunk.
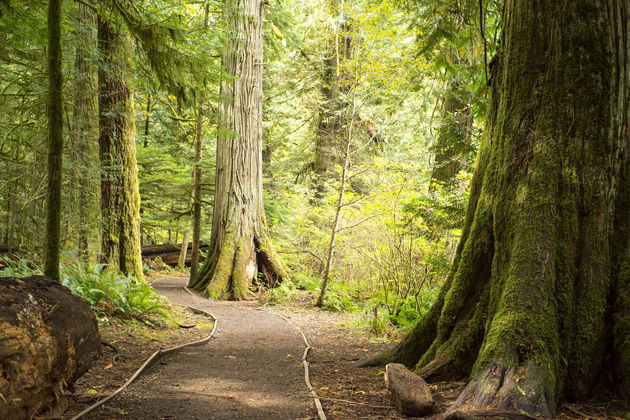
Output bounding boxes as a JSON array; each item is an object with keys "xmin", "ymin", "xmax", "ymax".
[
  {"xmin": 187, "ymin": 0, "xmax": 286, "ymax": 299},
  {"xmin": 98, "ymin": 18, "xmax": 144, "ymax": 282},
  {"xmin": 429, "ymin": 64, "xmax": 473, "ymax": 188},
  {"xmin": 72, "ymin": 3, "xmax": 100, "ymax": 262},
  {"xmin": 360, "ymin": 1, "xmax": 630, "ymax": 416},
  {"xmin": 44, "ymin": 0, "xmax": 63, "ymax": 281},
  {"xmin": 313, "ymin": 2, "xmax": 354, "ymax": 195},
  {"xmin": 190, "ymin": 92, "xmax": 204, "ymax": 280}
]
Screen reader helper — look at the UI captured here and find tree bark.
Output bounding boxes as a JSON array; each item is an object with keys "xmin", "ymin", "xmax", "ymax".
[
  {"xmin": 0, "ymin": 276, "xmax": 100, "ymax": 419},
  {"xmin": 178, "ymin": 231, "xmax": 190, "ymax": 269},
  {"xmin": 188, "ymin": 0, "xmax": 286, "ymax": 299},
  {"xmin": 98, "ymin": 17, "xmax": 144, "ymax": 282},
  {"xmin": 190, "ymin": 92, "xmax": 204, "ymax": 280},
  {"xmin": 44, "ymin": 0, "xmax": 63, "ymax": 281},
  {"xmin": 429, "ymin": 63, "xmax": 473, "ymax": 188},
  {"xmin": 71, "ymin": 3, "xmax": 100, "ymax": 262},
  {"xmin": 313, "ymin": 2, "xmax": 354, "ymax": 197},
  {"xmin": 359, "ymin": 1, "xmax": 630, "ymax": 416}
]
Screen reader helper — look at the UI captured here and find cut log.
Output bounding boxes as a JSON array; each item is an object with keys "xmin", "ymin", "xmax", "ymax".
[
  {"xmin": 385, "ymin": 363, "xmax": 434, "ymax": 416},
  {"xmin": 142, "ymin": 242, "xmax": 208, "ymax": 266},
  {"xmin": 0, "ymin": 276, "xmax": 100, "ymax": 419}
]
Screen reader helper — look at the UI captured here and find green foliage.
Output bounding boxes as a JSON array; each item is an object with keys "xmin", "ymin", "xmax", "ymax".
[
  {"xmin": 0, "ymin": 257, "xmax": 169, "ymax": 321},
  {"xmin": 322, "ymin": 283, "xmax": 358, "ymax": 312},
  {"xmin": 62, "ymin": 264, "xmax": 169, "ymax": 321}
]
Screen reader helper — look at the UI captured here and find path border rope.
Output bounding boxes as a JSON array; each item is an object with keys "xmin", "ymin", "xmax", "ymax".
[
  {"xmin": 185, "ymin": 285, "xmax": 327, "ymax": 420},
  {"xmin": 70, "ymin": 294, "xmax": 218, "ymax": 420},
  {"xmin": 261, "ymin": 309, "xmax": 327, "ymax": 420}
]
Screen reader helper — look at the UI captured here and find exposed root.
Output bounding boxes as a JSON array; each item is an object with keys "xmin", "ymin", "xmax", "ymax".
[
  {"xmin": 188, "ymin": 226, "xmax": 287, "ymax": 301},
  {"xmin": 453, "ymin": 362, "xmax": 553, "ymax": 418}
]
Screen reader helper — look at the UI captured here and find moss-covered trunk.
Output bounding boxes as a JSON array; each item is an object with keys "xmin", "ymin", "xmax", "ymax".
[
  {"xmin": 44, "ymin": 0, "xmax": 63, "ymax": 281},
  {"xmin": 187, "ymin": 0, "xmax": 286, "ymax": 299},
  {"xmin": 429, "ymin": 57, "xmax": 474, "ymax": 188},
  {"xmin": 71, "ymin": 3, "xmax": 100, "ymax": 262},
  {"xmin": 360, "ymin": 1, "xmax": 630, "ymax": 416},
  {"xmin": 98, "ymin": 17, "xmax": 144, "ymax": 282}
]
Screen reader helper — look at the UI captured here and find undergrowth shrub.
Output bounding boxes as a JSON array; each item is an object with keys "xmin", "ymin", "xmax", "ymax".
[{"xmin": 0, "ymin": 256, "xmax": 169, "ymax": 322}]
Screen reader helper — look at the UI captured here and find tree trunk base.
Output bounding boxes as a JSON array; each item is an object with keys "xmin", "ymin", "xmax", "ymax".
[
  {"xmin": 188, "ymin": 228, "xmax": 286, "ymax": 300},
  {"xmin": 452, "ymin": 362, "xmax": 553, "ymax": 418}
]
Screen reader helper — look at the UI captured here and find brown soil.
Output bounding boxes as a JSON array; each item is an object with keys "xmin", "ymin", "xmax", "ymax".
[
  {"xmin": 64, "ymin": 276, "xmax": 629, "ymax": 420},
  {"xmin": 64, "ymin": 299, "xmax": 212, "ymax": 418}
]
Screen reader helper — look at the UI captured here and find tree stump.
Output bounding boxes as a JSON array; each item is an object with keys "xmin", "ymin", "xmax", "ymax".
[
  {"xmin": 385, "ymin": 363, "xmax": 434, "ymax": 416},
  {"xmin": 0, "ymin": 276, "xmax": 100, "ymax": 419}
]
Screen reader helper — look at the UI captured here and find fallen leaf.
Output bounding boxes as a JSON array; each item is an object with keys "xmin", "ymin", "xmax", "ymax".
[
  {"xmin": 103, "ymin": 363, "xmax": 113, "ymax": 370},
  {"xmin": 224, "ymin": 355, "xmax": 236, "ymax": 359},
  {"xmin": 353, "ymin": 390, "xmax": 365, "ymax": 395},
  {"xmin": 84, "ymin": 389, "xmax": 98, "ymax": 397},
  {"xmin": 286, "ymin": 354, "xmax": 294, "ymax": 359}
]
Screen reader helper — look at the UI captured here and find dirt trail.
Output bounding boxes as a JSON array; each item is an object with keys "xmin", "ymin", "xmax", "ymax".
[{"xmin": 83, "ymin": 276, "xmax": 314, "ymax": 419}]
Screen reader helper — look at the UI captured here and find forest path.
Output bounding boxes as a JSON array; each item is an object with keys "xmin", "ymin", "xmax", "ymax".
[{"xmin": 84, "ymin": 276, "xmax": 314, "ymax": 419}]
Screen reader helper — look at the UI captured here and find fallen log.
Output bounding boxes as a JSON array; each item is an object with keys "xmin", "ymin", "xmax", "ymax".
[
  {"xmin": 0, "ymin": 276, "xmax": 100, "ymax": 419},
  {"xmin": 142, "ymin": 243, "xmax": 208, "ymax": 266}
]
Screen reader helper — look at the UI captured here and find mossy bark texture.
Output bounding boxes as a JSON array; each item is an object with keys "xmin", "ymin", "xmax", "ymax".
[
  {"xmin": 361, "ymin": 1, "xmax": 630, "ymax": 416},
  {"xmin": 71, "ymin": 3, "xmax": 100, "ymax": 263},
  {"xmin": 188, "ymin": 0, "xmax": 286, "ymax": 299},
  {"xmin": 98, "ymin": 18, "xmax": 144, "ymax": 282},
  {"xmin": 429, "ymin": 58, "xmax": 474, "ymax": 188},
  {"xmin": 44, "ymin": 0, "xmax": 63, "ymax": 281}
]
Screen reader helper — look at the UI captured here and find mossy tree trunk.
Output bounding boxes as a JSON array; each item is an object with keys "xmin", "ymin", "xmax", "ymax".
[
  {"xmin": 44, "ymin": 0, "xmax": 63, "ymax": 281},
  {"xmin": 71, "ymin": 3, "xmax": 100, "ymax": 263},
  {"xmin": 98, "ymin": 17, "xmax": 144, "ymax": 282},
  {"xmin": 360, "ymin": 1, "xmax": 630, "ymax": 416},
  {"xmin": 429, "ymin": 60, "xmax": 474, "ymax": 188},
  {"xmin": 187, "ymin": 0, "xmax": 286, "ymax": 299}
]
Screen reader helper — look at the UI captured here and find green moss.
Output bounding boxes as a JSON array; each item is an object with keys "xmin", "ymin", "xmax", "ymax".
[
  {"xmin": 204, "ymin": 228, "xmax": 237, "ymax": 299},
  {"xmin": 230, "ymin": 238, "xmax": 251, "ymax": 300}
]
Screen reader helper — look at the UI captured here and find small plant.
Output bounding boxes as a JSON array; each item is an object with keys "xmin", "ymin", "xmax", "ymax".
[
  {"xmin": 61, "ymin": 263, "xmax": 169, "ymax": 321},
  {"xmin": 263, "ymin": 280, "xmax": 296, "ymax": 305},
  {"xmin": 321, "ymin": 283, "xmax": 358, "ymax": 312}
]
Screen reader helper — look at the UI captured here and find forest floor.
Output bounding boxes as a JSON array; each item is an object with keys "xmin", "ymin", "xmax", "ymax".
[{"xmin": 63, "ymin": 275, "xmax": 629, "ymax": 420}]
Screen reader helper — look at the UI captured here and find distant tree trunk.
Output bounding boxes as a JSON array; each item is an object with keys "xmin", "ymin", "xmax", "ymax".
[
  {"xmin": 429, "ymin": 68, "xmax": 473, "ymax": 188},
  {"xmin": 98, "ymin": 17, "xmax": 144, "ymax": 282},
  {"xmin": 143, "ymin": 94, "xmax": 151, "ymax": 145},
  {"xmin": 178, "ymin": 231, "xmax": 190, "ymax": 269},
  {"xmin": 188, "ymin": 0, "xmax": 286, "ymax": 299},
  {"xmin": 359, "ymin": 1, "xmax": 630, "ymax": 416},
  {"xmin": 72, "ymin": 3, "xmax": 100, "ymax": 262},
  {"xmin": 189, "ymin": 92, "xmax": 204, "ymax": 280},
  {"xmin": 313, "ymin": 3, "xmax": 354, "ymax": 196},
  {"xmin": 315, "ymin": 133, "xmax": 351, "ymax": 307},
  {"xmin": 44, "ymin": 0, "xmax": 63, "ymax": 281}
]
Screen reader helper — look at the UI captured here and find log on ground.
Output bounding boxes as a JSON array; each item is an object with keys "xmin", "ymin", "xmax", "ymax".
[
  {"xmin": 142, "ymin": 243, "xmax": 208, "ymax": 266},
  {"xmin": 0, "ymin": 275, "xmax": 100, "ymax": 419}
]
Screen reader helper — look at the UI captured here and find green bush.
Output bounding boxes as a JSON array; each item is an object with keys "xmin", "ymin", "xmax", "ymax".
[
  {"xmin": 61, "ymin": 263, "xmax": 169, "ymax": 321},
  {"xmin": 0, "ymin": 257, "xmax": 169, "ymax": 321}
]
